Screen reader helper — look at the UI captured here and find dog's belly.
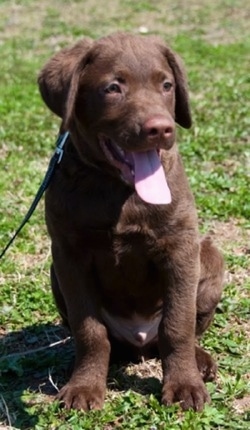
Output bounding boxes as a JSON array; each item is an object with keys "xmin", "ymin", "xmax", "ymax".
[{"xmin": 101, "ymin": 308, "xmax": 161, "ymax": 347}]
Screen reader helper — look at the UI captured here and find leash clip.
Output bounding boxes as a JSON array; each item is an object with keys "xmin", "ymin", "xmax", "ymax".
[
  {"xmin": 55, "ymin": 131, "xmax": 69, "ymax": 164},
  {"xmin": 55, "ymin": 146, "xmax": 64, "ymax": 164}
]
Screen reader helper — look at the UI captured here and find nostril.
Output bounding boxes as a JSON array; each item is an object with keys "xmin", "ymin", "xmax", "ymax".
[
  {"xmin": 148, "ymin": 127, "xmax": 159, "ymax": 137},
  {"xmin": 164, "ymin": 126, "xmax": 173, "ymax": 136}
]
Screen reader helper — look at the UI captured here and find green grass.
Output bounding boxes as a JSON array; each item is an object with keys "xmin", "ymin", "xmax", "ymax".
[{"xmin": 0, "ymin": 0, "xmax": 249, "ymax": 428}]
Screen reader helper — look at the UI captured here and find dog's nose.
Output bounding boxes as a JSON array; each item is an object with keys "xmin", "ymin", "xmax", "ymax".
[{"xmin": 142, "ymin": 116, "xmax": 174, "ymax": 141}]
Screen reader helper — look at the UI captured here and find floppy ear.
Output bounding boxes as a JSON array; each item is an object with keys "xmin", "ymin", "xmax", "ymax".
[
  {"xmin": 38, "ymin": 38, "xmax": 93, "ymax": 122},
  {"xmin": 162, "ymin": 46, "xmax": 192, "ymax": 129}
]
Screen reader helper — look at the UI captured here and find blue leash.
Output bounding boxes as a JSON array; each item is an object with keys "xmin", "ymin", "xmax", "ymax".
[{"xmin": 0, "ymin": 131, "xmax": 69, "ymax": 260}]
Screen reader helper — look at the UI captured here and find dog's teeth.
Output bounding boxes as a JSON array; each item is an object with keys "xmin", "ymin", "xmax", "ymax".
[
  {"xmin": 115, "ymin": 144, "xmax": 124, "ymax": 157},
  {"xmin": 100, "ymin": 140, "xmax": 115, "ymax": 162}
]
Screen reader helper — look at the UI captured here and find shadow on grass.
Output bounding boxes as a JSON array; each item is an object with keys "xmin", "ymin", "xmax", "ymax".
[
  {"xmin": 0, "ymin": 324, "xmax": 162, "ymax": 428},
  {"xmin": 0, "ymin": 323, "xmax": 73, "ymax": 429}
]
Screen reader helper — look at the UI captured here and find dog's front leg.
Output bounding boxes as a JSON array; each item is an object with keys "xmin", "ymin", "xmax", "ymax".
[
  {"xmin": 52, "ymin": 249, "xmax": 110, "ymax": 411},
  {"xmin": 159, "ymin": 238, "xmax": 210, "ymax": 411}
]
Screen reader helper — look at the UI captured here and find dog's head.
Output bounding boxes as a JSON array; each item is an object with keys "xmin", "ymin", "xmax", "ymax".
[{"xmin": 39, "ymin": 33, "xmax": 191, "ymax": 204}]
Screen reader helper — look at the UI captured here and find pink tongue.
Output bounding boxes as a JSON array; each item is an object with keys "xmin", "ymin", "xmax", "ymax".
[{"xmin": 132, "ymin": 150, "xmax": 171, "ymax": 204}]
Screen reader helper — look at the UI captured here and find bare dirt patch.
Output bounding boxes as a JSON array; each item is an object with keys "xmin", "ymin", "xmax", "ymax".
[
  {"xmin": 108, "ymin": 358, "xmax": 162, "ymax": 397},
  {"xmin": 207, "ymin": 219, "xmax": 250, "ymax": 255},
  {"xmin": 207, "ymin": 219, "xmax": 250, "ymax": 289},
  {"xmin": 232, "ymin": 394, "xmax": 250, "ymax": 414}
]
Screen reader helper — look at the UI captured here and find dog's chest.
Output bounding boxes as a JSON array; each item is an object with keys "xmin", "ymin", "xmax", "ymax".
[
  {"xmin": 93, "ymin": 207, "xmax": 166, "ymax": 312},
  {"xmin": 101, "ymin": 308, "xmax": 161, "ymax": 347}
]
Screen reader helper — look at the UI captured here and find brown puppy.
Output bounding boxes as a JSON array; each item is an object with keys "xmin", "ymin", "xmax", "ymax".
[{"xmin": 38, "ymin": 33, "xmax": 224, "ymax": 412}]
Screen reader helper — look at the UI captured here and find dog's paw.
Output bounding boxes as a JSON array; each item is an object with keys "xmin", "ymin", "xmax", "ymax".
[
  {"xmin": 162, "ymin": 374, "xmax": 210, "ymax": 411},
  {"xmin": 56, "ymin": 381, "xmax": 105, "ymax": 411},
  {"xmin": 195, "ymin": 346, "xmax": 217, "ymax": 382}
]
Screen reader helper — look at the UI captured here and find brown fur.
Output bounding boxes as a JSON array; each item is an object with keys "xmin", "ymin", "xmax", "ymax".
[{"xmin": 38, "ymin": 32, "xmax": 224, "ymax": 412}]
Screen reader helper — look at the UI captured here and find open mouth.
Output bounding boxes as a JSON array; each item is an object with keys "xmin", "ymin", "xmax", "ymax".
[
  {"xmin": 99, "ymin": 136, "xmax": 134, "ymax": 184},
  {"xmin": 99, "ymin": 135, "xmax": 172, "ymax": 205}
]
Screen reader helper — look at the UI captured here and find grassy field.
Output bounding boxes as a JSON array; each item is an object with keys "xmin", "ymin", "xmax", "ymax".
[{"xmin": 0, "ymin": 0, "xmax": 249, "ymax": 428}]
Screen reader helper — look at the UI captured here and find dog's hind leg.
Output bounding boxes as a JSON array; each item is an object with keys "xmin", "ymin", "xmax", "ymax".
[
  {"xmin": 195, "ymin": 236, "xmax": 225, "ymax": 381},
  {"xmin": 196, "ymin": 236, "xmax": 224, "ymax": 336}
]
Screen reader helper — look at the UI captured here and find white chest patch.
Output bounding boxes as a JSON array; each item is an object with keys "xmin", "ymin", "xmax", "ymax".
[{"xmin": 101, "ymin": 308, "xmax": 162, "ymax": 347}]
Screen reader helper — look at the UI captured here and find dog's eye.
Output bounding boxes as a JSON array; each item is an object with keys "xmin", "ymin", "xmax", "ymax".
[
  {"xmin": 163, "ymin": 81, "xmax": 173, "ymax": 92},
  {"xmin": 104, "ymin": 83, "xmax": 122, "ymax": 94}
]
